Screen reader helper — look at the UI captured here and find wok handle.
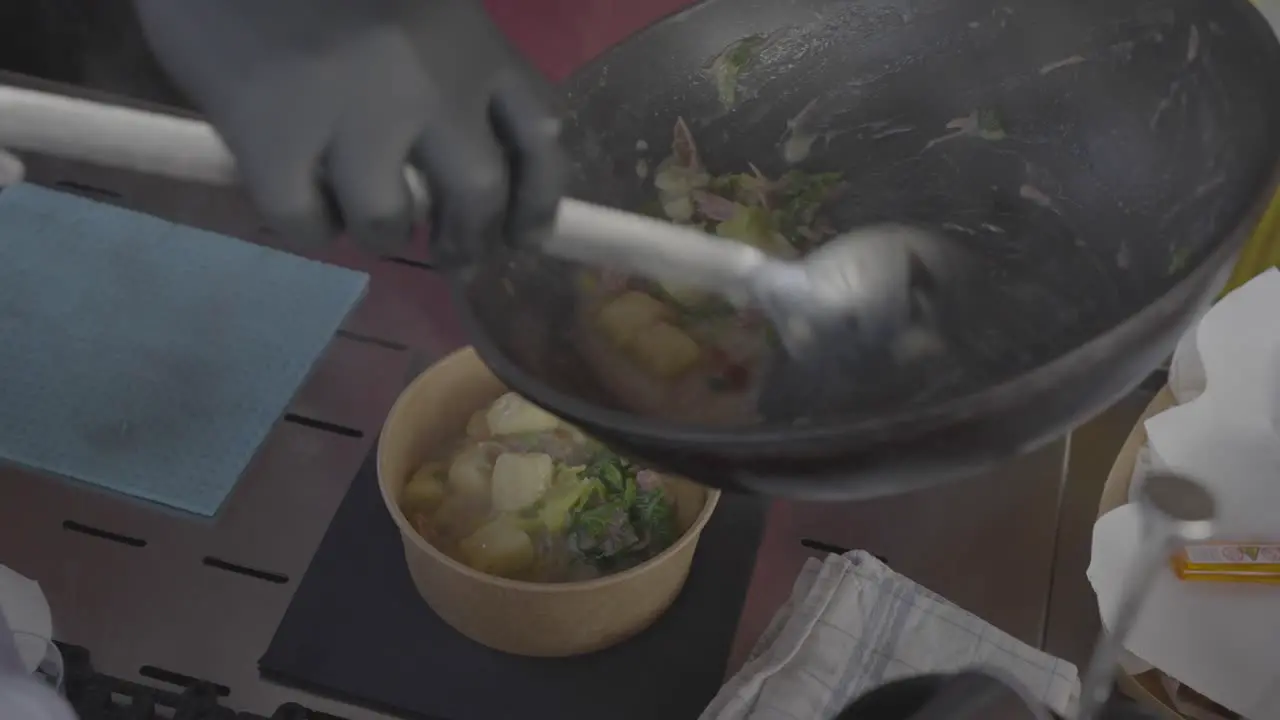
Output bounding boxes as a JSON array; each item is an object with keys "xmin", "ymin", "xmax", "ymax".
[
  {"xmin": 0, "ymin": 84, "xmax": 768, "ymax": 298},
  {"xmin": 0, "ymin": 84, "xmax": 435, "ymax": 221},
  {"xmin": 0, "ymin": 84, "xmax": 237, "ymax": 185}
]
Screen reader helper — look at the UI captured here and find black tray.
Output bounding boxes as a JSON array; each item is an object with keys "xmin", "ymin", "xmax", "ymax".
[{"xmin": 260, "ymin": 451, "xmax": 768, "ymax": 720}]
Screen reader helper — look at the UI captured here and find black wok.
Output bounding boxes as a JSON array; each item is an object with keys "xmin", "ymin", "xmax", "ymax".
[{"xmin": 458, "ymin": 0, "xmax": 1280, "ymax": 499}]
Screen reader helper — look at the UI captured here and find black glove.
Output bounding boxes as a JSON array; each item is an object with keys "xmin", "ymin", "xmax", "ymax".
[{"xmin": 132, "ymin": 0, "xmax": 564, "ymax": 264}]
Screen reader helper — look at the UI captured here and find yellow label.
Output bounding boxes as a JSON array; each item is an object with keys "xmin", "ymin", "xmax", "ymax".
[{"xmin": 1183, "ymin": 543, "xmax": 1280, "ymax": 565}]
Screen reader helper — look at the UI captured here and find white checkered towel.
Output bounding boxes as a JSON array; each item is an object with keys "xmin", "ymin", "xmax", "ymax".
[{"xmin": 701, "ymin": 551, "xmax": 1080, "ymax": 720}]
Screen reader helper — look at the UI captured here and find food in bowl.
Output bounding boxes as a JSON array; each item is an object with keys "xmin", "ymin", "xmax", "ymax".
[
  {"xmin": 379, "ymin": 348, "xmax": 720, "ymax": 656},
  {"xmin": 399, "ymin": 391, "xmax": 683, "ymax": 582},
  {"xmin": 575, "ymin": 117, "xmax": 846, "ymax": 424}
]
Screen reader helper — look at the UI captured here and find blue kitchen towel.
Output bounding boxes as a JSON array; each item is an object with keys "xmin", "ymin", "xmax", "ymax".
[{"xmin": 0, "ymin": 183, "xmax": 369, "ymax": 516}]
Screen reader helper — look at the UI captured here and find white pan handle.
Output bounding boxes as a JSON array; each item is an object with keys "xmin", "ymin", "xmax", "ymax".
[{"xmin": 0, "ymin": 84, "xmax": 236, "ymax": 184}]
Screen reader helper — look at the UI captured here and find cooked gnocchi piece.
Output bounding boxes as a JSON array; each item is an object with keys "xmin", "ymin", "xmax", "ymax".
[
  {"xmin": 485, "ymin": 392, "xmax": 560, "ymax": 436},
  {"xmin": 459, "ymin": 517, "xmax": 535, "ymax": 578},
  {"xmin": 627, "ymin": 321, "xmax": 701, "ymax": 378},
  {"xmin": 490, "ymin": 452, "xmax": 553, "ymax": 512},
  {"xmin": 597, "ymin": 290, "xmax": 668, "ymax": 346}
]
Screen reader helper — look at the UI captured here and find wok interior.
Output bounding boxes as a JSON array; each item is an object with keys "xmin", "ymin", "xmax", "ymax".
[{"xmin": 463, "ymin": 0, "xmax": 1280, "ymax": 429}]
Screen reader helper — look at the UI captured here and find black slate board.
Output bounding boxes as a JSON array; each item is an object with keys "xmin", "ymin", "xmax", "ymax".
[{"xmin": 260, "ymin": 451, "xmax": 768, "ymax": 720}]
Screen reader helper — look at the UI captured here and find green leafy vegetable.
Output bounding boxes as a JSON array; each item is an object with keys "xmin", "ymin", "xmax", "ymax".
[
  {"xmin": 677, "ymin": 298, "xmax": 740, "ymax": 323},
  {"xmin": 585, "ymin": 453, "xmax": 629, "ymax": 491},
  {"xmin": 709, "ymin": 171, "xmax": 771, "ymax": 207},
  {"xmin": 565, "ymin": 450, "xmax": 679, "ymax": 571},
  {"xmin": 778, "ymin": 171, "xmax": 843, "ymax": 212},
  {"xmin": 536, "ymin": 467, "xmax": 595, "ymax": 533},
  {"xmin": 633, "ymin": 488, "xmax": 677, "ymax": 549},
  {"xmin": 708, "ymin": 35, "xmax": 767, "ymax": 108},
  {"xmin": 769, "ymin": 171, "xmax": 844, "ymax": 247},
  {"xmin": 640, "ymin": 199, "xmax": 666, "ymax": 219},
  {"xmin": 776, "ymin": 170, "xmax": 844, "ymax": 204},
  {"xmin": 1168, "ymin": 246, "xmax": 1192, "ymax": 275},
  {"xmin": 716, "ymin": 205, "xmax": 775, "ymax": 246},
  {"xmin": 716, "ymin": 205, "xmax": 799, "ymax": 258},
  {"xmin": 975, "ymin": 108, "xmax": 1006, "ymax": 140}
]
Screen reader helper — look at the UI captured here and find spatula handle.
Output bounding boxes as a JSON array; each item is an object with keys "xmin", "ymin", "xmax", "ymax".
[{"xmin": 542, "ymin": 202, "xmax": 770, "ymax": 296}]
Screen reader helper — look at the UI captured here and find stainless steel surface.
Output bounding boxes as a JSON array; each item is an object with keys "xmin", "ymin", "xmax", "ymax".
[
  {"xmin": 0, "ymin": 78, "xmax": 1075, "ymax": 719},
  {"xmin": 0, "ymin": 141, "xmax": 423, "ymax": 720},
  {"xmin": 1074, "ymin": 473, "xmax": 1216, "ymax": 720},
  {"xmin": 727, "ymin": 439, "xmax": 1067, "ymax": 676}
]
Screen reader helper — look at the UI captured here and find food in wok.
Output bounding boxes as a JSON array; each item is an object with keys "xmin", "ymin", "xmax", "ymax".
[
  {"xmin": 455, "ymin": 0, "xmax": 1280, "ymax": 498},
  {"xmin": 576, "ymin": 117, "xmax": 855, "ymax": 424}
]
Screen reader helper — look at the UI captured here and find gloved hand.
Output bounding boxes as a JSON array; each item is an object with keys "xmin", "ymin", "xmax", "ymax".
[{"xmin": 132, "ymin": 0, "xmax": 565, "ymax": 264}]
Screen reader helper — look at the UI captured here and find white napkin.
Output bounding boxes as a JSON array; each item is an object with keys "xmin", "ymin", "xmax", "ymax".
[
  {"xmin": 1169, "ymin": 319, "xmax": 1207, "ymax": 405},
  {"xmin": 0, "ymin": 565, "xmax": 52, "ymax": 674},
  {"xmin": 701, "ymin": 551, "xmax": 1080, "ymax": 720},
  {"xmin": 1088, "ymin": 268, "xmax": 1280, "ymax": 720}
]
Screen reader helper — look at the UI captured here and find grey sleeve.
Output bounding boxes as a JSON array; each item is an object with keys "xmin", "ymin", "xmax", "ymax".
[
  {"xmin": 0, "ymin": 675, "xmax": 78, "ymax": 720},
  {"xmin": 0, "ymin": 611, "xmax": 77, "ymax": 720},
  {"xmin": 0, "ymin": 609, "xmax": 26, "ymax": 675}
]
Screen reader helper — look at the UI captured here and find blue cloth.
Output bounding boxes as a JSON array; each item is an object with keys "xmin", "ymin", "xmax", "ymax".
[{"xmin": 0, "ymin": 184, "xmax": 368, "ymax": 516}]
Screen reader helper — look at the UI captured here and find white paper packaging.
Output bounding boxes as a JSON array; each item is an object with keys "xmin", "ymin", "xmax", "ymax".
[{"xmin": 1089, "ymin": 269, "xmax": 1280, "ymax": 720}]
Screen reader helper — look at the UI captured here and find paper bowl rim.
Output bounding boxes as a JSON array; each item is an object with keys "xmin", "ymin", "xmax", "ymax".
[{"xmin": 376, "ymin": 346, "xmax": 721, "ymax": 594}]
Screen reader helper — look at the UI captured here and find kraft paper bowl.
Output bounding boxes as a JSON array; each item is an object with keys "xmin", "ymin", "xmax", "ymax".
[{"xmin": 377, "ymin": 347, "xmax": 720, "ymax": 657}]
